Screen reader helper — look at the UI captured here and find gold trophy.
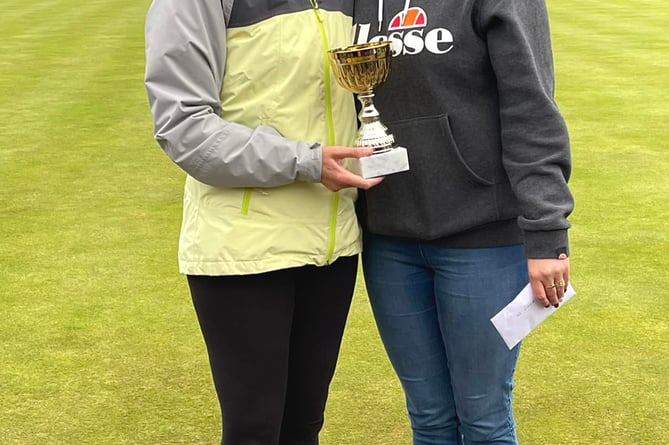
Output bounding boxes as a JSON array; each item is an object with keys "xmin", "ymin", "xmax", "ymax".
[{"xmin": 328, "ymin": 41, "xmax": 409, "ymax": 178}]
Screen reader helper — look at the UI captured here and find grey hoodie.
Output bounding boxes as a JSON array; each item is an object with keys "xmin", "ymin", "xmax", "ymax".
[{"xmin": 353, "ymin": 0, "xmax": 574, "ymax": 258}]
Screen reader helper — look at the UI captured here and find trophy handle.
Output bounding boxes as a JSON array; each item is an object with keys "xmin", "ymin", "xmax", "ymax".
[{"xmin": 355, "ymin": 92, "xmax": 396, "ymax": 151}]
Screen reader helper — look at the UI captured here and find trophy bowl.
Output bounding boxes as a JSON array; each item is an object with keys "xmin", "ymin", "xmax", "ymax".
[
  {"xmin": 328, "ymin": 41, "xmax": 392, "ymax": 95},
  {"xmin": 328, "ymin": 41, "xmax": 409, "ymax": 178}
]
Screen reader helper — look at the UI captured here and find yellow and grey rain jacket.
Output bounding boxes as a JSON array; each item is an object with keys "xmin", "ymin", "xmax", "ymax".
[{"xmin": 144, "ymin": 0, "xmax": 359, "ymax": 275}]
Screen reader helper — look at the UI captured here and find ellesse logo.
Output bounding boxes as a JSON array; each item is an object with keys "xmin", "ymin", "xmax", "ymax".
[
  {"xmin": 355, "ymin": 7, "xmax": 454, "ymax": 56},
  {"xmin": 389, "ymin": 6, "xmax": 426, "ymax": 29}
]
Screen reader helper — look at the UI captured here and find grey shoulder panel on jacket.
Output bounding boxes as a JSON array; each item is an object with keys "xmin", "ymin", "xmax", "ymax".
[{"xmin": 144, "ymin": 0, "xmax": 323, "ymax": 188}]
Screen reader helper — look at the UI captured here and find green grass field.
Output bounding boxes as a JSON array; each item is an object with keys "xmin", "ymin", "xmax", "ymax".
[{"xmin": 1, "ymin": 0, "xmax": 667, "ymax": 443}]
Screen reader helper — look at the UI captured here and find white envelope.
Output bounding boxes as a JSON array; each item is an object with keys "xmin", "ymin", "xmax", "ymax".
[{"xmin": 491, "ymin": 283, "xmax": 576, "ymax": 349}]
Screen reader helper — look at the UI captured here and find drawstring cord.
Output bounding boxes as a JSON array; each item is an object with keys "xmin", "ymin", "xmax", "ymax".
[{"xmin": 378, "ymin": 0, "xmax": 412, "ymax": 31}]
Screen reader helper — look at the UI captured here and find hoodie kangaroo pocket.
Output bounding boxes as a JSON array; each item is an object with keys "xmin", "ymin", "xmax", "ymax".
[{"xmin": 360, "ymin": 114, "xmax": 500, "ymax": 240}]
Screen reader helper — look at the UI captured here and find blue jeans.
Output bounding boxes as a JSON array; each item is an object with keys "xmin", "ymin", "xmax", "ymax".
[{"xmin": 362, "ymin": 234, "xmax": 528, "ymax": 445}]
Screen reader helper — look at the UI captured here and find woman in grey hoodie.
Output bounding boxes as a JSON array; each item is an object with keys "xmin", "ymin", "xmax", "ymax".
[{"xmin": 353, "ymin": 1, "xmax": 574, "ymax": 443}]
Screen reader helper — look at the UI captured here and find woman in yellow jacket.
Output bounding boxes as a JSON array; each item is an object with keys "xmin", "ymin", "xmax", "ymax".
[{"xmin": 144, "ymin": 0, "xmax": 381, "ymax": 443}]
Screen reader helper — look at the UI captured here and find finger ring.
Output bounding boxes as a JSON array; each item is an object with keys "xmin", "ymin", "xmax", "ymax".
[
  {"xmin": 546, "ymin": 283, "xmax": 557, "ymax": 289},
  {"xmin": 556, "ymin": 278, "xmax": 566, "ymax": 287}
]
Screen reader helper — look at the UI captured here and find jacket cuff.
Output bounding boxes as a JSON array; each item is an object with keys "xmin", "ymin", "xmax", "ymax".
[
  {"xmin": 296, "ymin": 142, "xmax": 323, "ymax": 183},
  {"xmin": 523, "ymin": 229, "xmax": 570, "ymax": 259}
]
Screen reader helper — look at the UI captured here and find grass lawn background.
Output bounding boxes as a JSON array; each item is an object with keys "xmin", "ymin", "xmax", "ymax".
[{"xmin": 1, "ymin": 0, "xmax": 667, "ymax": 443}]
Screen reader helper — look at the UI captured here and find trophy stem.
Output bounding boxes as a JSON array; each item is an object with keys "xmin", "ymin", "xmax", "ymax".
[
  {"xmin": 358, "ymin": 92, "xmax": 380, "ymax": 124},
  {"xmin": 355, "ymin": 92, "xmax": 396, "ymax": 151}
]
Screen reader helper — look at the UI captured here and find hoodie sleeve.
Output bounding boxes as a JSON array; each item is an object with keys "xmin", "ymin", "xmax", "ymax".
[
  {"xmin": 478, "ymin": 0, "xmax": 574, "ymax": 258},
  {"xmin": 144, "ymin": 0, "xmax": 322, "ymax": 188}
]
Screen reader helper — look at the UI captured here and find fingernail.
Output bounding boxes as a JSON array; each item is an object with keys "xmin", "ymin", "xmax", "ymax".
[{"xmin": 553, "ymin": 303, "xmax": 559, "ymax": 308}]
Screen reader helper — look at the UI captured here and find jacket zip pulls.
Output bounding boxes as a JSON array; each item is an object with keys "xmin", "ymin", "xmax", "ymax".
[
  {"xmin": 309, "ymin": 0, "xmax": 339, "ymax": 264},
  {"xmin": 309, "ymin": 0, "xmax": 323, "ymax": 22}
]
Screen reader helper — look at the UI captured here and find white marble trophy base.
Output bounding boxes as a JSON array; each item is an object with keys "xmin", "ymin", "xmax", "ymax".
[{"xmin": 355, "ymin": 147, "xmax": 410, "ymax": 179}]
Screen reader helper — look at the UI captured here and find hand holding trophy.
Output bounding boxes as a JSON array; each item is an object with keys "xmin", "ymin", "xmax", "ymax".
[{"xmin": 328, "ymin": 41, "xmax": 410, "ymax": 178}]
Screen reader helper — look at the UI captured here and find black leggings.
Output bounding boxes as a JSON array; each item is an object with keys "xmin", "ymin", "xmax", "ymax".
[{"xmin": 187, "ymin": 255, "xmax": 358, "ymax": 445}]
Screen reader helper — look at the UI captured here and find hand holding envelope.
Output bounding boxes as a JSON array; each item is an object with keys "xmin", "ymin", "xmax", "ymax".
[{"xmin": 491, "ymin": 283, "xmax": 576, "ymax": 349}]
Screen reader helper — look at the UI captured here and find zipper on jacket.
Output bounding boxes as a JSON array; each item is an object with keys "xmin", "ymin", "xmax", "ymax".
[
  {"xmin": 310, "ymin": 0, "xmax": 339, "ymax": 263},
  {"xmin": 309, "ymin": 0, "xmax": 322, "ymax": 21},
  {"xmin": 309, "ymin": 0, "xmax": 335, "ymax": 145}
]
